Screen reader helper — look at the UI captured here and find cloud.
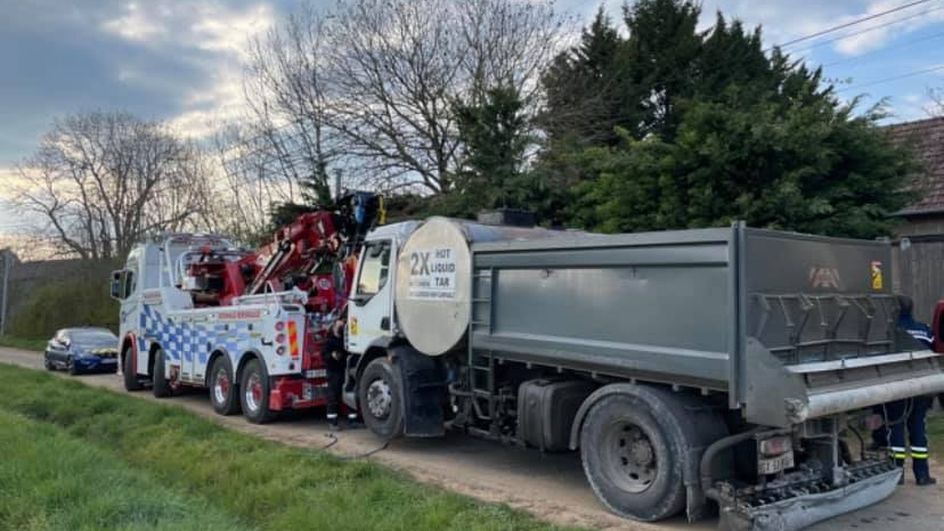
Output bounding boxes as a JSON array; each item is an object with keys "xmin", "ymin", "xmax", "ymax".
[
  {"xmin": 830, "ymin": 1, "xmax": 944, "ymax": 56},
  {"xmin": 99, "ymin": 1, "xmax": 277, "ymax": 139},
  {"xmin": 101, "ymin": 2, "xmax": 166, "ymax": 42}
]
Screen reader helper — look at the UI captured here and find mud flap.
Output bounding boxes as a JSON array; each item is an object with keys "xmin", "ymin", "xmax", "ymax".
[
  {"xmin": 718, "ymin": 468, "xmax": 901, "ymax": 531},
  {"xmin": 391, "ymin": 346, "xmax": 447, "ymax": 437}
]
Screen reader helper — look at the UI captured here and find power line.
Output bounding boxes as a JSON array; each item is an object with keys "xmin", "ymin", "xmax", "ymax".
[
  {"xmin": 789, "ymin": 3, "xmax": 944, "ymax": 56},
  {"xmin": 837, "ymin": 63, "xmax": 944, "ymax": 93},
  {"xmin": 776, "ymin": 0, "xmax": 933, "ymax": 49},
  {"xmin": 822, "ymin": 29, "xmax": 944, "ymax": 67}
]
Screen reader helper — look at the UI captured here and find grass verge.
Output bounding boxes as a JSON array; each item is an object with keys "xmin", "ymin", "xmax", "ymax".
[
  {"xmin": 0, "ymin": 409, "xmax": 248, "ymax": 530},
  {"xmin": 0, "ymin": 363, "xmax": 570, "ymax": 531},
  {"xmin": 0, "ymin": 335, "xmax": 47, "ymax": 351}
]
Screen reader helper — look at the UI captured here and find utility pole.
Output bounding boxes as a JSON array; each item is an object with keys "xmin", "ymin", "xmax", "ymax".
[{"xmin": 0, "ymin": 250, "xmax": 11, "ymax": 336}]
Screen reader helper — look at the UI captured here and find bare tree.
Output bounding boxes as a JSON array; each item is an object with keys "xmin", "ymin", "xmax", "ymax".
[
  {"xmin": 242, "ymin": 5, "xmax": 338, "ymax": 205},
  {"xmin": 12, "ymin": 112, "xmax": 209, "ymax": 260},
  {"xmin": 927, "ymin": 86, "xmax": 944, "ymax": 117},
  {"xmin": 244, "ymin": 0, "xmax": 568, "ymax": 196}
]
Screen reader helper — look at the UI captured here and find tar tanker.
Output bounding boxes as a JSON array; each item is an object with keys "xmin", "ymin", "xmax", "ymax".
[{"xmin": 343, "ymin": 216, "xmax": 944, "ymax": 530}]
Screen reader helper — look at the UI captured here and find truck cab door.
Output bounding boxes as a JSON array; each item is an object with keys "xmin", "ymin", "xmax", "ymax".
[{"xmin": 347, "ymin": 239, "xmax": 394, "ymax": 354}]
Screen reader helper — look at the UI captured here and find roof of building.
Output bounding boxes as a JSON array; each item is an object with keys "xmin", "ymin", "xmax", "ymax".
[{"xmin": 887, "ymin": 116, "xmax": 944, "ymax": 217}]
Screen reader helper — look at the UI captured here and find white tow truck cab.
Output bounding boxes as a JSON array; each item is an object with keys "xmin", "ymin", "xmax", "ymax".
[{"xmin": 111, "ymin": 233, "xmax": 329, "ymax": 423}]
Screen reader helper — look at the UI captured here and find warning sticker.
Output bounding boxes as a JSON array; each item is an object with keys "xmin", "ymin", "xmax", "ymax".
[
  {"xmin": 870, "ymin": 261, "xmax": 883, "ymax": 290},
  {"xmin": 407, "ymin": 247, "xmax": 457, "ymax": 300}
]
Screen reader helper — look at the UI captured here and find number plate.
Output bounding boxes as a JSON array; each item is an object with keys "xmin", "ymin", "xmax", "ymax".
[{"xmin": 758, "ymin": 451, "xmax": 794, "ymax": 475}]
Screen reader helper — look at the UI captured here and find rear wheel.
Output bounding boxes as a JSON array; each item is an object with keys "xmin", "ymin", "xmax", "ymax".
[
  {"xmin": 358, "ymin": 356, "xmax": 403, "ymax": 440},
  {"xmin": 240, "ymin": 358, "xmax": 274, "ymax": 424},
  {"xmin": 152, "ymin": 349, "xmax": 173, "ymax": 398},
  {"xmin": 580, "ymin": 390, "xmax": 688, "ymax": 522},
  {"xmin": 122, "ymin": 346, "xmax": 143, "ymax": 391},
  {"xmin": 209, "ymin": 356, "xmax": 240, "ymax": 415}
]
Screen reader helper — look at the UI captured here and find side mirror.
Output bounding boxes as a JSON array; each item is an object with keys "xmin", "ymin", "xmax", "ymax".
[
  {"xmin": 110, "ymin": 270, "xmax": 133, "ymax": 300},
  {"xmin": 110, "ymin": 271, "xmax": 124, "ymax": 300}
]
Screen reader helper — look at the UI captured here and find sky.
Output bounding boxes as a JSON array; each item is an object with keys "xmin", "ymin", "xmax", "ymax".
[{"xmin": 1, "ymin": 0, "xmax": 943, "ymax": 238}]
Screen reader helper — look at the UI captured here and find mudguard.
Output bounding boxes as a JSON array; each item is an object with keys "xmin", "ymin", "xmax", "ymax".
[{"xmin": 390, "ymin": 345, "xmax": 447, "ymax": 437}]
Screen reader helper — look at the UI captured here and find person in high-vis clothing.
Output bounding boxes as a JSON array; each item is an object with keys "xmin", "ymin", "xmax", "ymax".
[
  {"xmin": 883, "ymin": 295, "xmax": 937, "ymax": 486},
  {"xmin": 323, "ymin": 316, "xmax": 359, "ymax": 430}
]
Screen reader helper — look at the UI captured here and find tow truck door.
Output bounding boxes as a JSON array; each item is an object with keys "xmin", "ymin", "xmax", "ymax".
[{"xmin": 347, "ymin": 238, "xmax": 394, "ymax": 354}]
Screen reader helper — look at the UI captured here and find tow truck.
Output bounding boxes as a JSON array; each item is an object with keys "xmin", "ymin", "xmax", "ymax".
[{"xmin": 109, "ymin": 192, "xmax": 381, "ymax": 423}]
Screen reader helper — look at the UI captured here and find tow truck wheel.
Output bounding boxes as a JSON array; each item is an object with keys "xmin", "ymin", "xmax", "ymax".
[
  {"xmin": 122, "ymin": 347, "xmax": 143, "ymax": 391},
  {"xmin": 580, "ymin": 390, "xmax": 688, "ymax": 522},
  {"xmin": 240, "ymin": 358, "xmax": 274, "ymax": 424},
  {"xmin": 209, "ymin": 356, "xmax": 240, "ymax": 415},
  {"xmin": 358, "ymin": 357, "xmax": 403, "ymax": 440},
  {"xmin": 152, "ymin": 349, "xmax": 173, "ymax": 398}
]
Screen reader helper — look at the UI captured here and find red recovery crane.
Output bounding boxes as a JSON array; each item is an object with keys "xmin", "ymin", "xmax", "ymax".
[{"xmin": 173, "ymin": 192, "xmax": 382, "ymax": 414}]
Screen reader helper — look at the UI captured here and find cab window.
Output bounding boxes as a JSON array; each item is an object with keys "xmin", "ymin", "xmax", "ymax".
[{"xmin": 356, "ymin": 241, "xmax": 391, "ymax": 297}]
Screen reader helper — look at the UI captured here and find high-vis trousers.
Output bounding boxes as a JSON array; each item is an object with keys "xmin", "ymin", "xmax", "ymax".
[{"xmin": 886, "ymin": 396, "xmax": 933, "ymax": 480}]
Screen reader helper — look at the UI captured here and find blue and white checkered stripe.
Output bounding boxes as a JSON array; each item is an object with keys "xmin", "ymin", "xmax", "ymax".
[{"xmin": 139, "ymin": 305, "xmax": 256, "ymax": 364}]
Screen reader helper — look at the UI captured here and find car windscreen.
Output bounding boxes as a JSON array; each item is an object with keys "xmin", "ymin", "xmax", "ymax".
[{"xmin": 69, "ymin": 331, "xmax": 117, "ymax": 348}]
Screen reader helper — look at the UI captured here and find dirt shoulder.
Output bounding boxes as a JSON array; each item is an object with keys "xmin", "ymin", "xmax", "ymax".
[{"xmin": 2, "ymin": 346, "xmax": 941, "ymax": 530}]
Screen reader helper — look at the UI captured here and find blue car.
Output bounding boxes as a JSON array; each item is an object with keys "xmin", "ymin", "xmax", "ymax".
[{"xmin": 44, "ymin": 327, "xmax": 119, "ymax": 375}]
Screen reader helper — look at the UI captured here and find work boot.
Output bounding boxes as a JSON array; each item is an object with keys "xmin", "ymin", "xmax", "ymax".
[
  {"xmin": 327, "ymin": 413, "xmax": 340, "ymax": 431},
  {"xmin": 915, "ymin": 476, "xmax": 937, "ymax": 486},
  {"xmin": 346, "ymin": 413, "xmax": 362, "ymax": 429}
]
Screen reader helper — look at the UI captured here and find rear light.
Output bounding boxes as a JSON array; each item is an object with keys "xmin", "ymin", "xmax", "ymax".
[
  {"xmin": 275, "ymin": 321, "xmax": 285, "ymax": 332},
  {"xmin": 276, "ymin": 346, "xmax": 286, "ymax": 356},
  {"xmin": 276, "ymin": 333, "xmax": 286, "ymax": 344},
  {"xmin": 759, "ymin": 436, "xmax": 792, "ymax": 457}
]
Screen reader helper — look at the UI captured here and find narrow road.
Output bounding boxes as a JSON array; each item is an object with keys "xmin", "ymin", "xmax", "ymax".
[{"xmin": 2, "ymin": 346, "xmax": 942, "ymax": 530}]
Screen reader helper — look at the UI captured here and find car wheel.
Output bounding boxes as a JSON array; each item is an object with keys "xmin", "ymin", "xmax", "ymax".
[
  {"xmin": 67, "ymin": 356, "xmax": 79, "ymax": 376},
  {"xmin": 208, "ymin": 356, "xmax": 240, "ymax": 416},
  {"xmin": 357, "ymin": 356, "xmax": 403, "ymax": 440},
  {"xmin": 151, "ymin": 348, "xmax": 173, "ymax": 398},
  {"xmin": 122, "ymin": 346, "xmax": 143, "ymax": 391},
  {"xmin": 44, "ymin": 353, "xmax": 54, "ymax": 371},
  {"xmin": 240, "ymin": 358, "xmax": 274, "ymax": 424}
]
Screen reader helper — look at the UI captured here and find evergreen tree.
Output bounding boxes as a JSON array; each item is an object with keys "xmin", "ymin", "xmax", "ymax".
[
  {"xmin": 436, "ymin": 86, "xmax": 532, "ymax": 217},
  {"xmin": 536, "ymin": 0, "xmax": 916, "ymax": 238}
]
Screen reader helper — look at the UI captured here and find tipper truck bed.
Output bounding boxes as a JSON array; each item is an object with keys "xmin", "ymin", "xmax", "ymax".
[{"xmin": 342, "ymin": 219, "xmax": 944, "ymax": 530}]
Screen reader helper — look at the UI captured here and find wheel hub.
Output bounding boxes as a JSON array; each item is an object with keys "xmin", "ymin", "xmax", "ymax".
[
  {"xmin": 608, "ymin": 423, "xmax": 657, "ymax": 493},
  {"xmin": 366, "ymin": 378, "xmax": 392, "ymax": 419},
  {"xmin": 245, "ymin": 374, "xmax": 261, "ymax": 412},
  {"xmin": 213, "ymin": 369, "xmax": 229, "ymax": 404}
]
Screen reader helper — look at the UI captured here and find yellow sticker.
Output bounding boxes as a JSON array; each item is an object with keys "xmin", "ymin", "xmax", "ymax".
[
  {"xmin": 870, "ymin": 261, "xmax": 883, "ymax": 290},
  {"xmin": 349, "ymin": 317, "xmax": 359, "ymax": 336}
]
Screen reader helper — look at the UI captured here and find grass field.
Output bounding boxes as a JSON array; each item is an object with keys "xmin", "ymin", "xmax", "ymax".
[
  {"xmin": 0, "ymin": 335, "xmax": 46, "ymax": 351},
  {"xmin": 0, "ymin": 363, "xmax": 566, "ymax": 531}
]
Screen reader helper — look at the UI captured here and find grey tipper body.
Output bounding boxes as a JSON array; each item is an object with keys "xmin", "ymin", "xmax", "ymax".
[{"xmin": 346, "ymin": 218, "xmax": 944, "ymax": 530}]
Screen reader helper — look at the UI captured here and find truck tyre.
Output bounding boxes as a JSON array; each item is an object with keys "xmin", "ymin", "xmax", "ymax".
[
  {"xmin": 579, "ymin": 390, "xmax": 688, "ymax": 522},
  {"xmin": 122, "ymin": 346, "xmax": 143, "ymax": 391},
  {"xmin": 358, "ymin": 357, "xmax": 404, "ymax": 440},
  {"xmin": 240, "ymin": 358, "xmax": 275, "ymax": 424},
  {"xmin": 152, "ymin": 349, "xmax": 173, "ymax": 398},
  {"xmin": 209, "ymin": 356, "xmax": 240, "ymax": 416}
]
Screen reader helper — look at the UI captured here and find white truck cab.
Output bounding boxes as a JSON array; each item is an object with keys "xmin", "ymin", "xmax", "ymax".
[{"xmin": 346, "ymin": 221, "xmax": 419, "ymax": 354}]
